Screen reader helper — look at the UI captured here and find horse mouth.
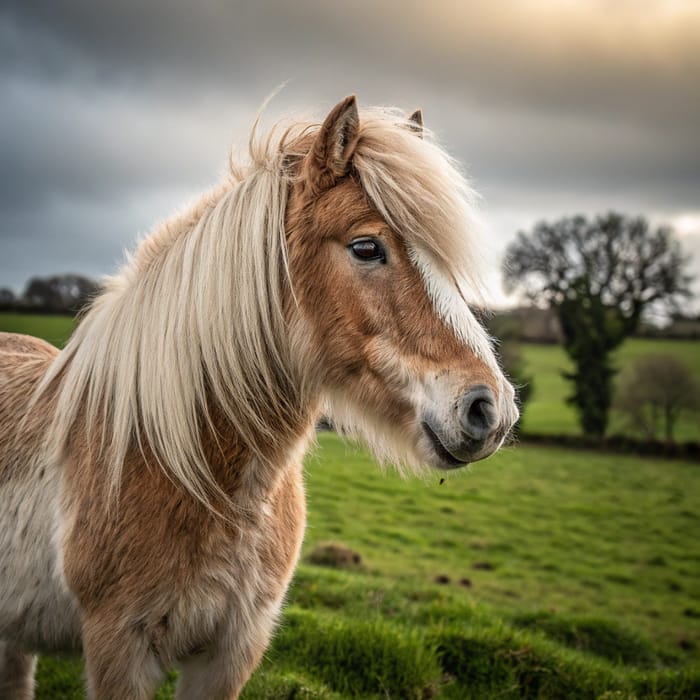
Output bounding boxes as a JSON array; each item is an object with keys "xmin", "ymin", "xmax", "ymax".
[{"xmin": 421, "ymin": 421, "xmax": 468, "ymax": 469}]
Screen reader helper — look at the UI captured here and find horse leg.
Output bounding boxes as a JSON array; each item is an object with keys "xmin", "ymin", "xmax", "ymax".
[
  {"xmin": 174, "ymin": 644, "xmax": 265, "ymax": 700},
  {"xmin": 0, "ymin": 642, "xmax": 37, "ymax": 700},
  {"xmin": 174, "ymin": 608, "xmax": 276, "ymax": 700},
  {"xmin": 81, "ymin": 616, "xmax": 165, "ymax": 700}
]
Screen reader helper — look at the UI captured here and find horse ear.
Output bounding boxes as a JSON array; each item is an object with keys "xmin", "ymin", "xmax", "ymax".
[
  {"xmin": 407, "ymin": 109, "xmax": 423, "ymax": 138},
  {"xmin": 306, "ymin": 95, "xmax": 360, "ymax": 188}
]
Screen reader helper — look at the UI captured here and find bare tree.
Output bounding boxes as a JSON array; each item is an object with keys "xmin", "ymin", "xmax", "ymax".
[
  {"xmin": 615, "ymin": 355, "xmax": 700, "ymax": 443},
  {"xmin": 504, "ymin": 212, "xmax": 692, "ymax": 437}
]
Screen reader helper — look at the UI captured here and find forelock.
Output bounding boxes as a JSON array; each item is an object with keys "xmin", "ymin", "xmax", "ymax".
[{"xmin": 351, "ymin": 109, "xmax": 486, "ymax": 304}]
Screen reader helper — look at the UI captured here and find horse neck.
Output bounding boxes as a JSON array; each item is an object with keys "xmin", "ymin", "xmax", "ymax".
[{"xmin": 197, "ymin": 393, "xmax": 318, "ymax": 505}]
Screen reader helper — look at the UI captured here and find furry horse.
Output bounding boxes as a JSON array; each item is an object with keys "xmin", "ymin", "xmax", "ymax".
[{"xmin": 0, "ymin": 96, "xmax": 518, "ymax": 699}]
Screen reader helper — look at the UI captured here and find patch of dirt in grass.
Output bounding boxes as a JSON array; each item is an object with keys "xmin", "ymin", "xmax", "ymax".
[{"xmin": 306, "ymin": 542, "xmax": 363, "ymax": 570}]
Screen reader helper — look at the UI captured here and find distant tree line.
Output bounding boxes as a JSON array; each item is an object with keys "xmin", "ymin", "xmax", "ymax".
[
  {"xmin": 491, "ymin": 307, "xmax": 700, "ymax": 343},
  {"xmin": 0, "ymin": 274, "xmax": 99, "ymax": 315}
]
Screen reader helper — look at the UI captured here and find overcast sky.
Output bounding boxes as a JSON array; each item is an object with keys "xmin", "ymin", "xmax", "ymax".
[{"xmin": 1, "ymin": 0, "xmax": 699, "ymax": 309}]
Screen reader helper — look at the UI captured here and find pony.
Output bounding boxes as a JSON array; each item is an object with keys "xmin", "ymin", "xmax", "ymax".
[{"xmin": 0, "ymin": 96, "xmax": 518, "ymax": 699}]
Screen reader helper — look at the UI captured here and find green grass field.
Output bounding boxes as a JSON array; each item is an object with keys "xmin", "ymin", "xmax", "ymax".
[
  {"xmin": 304, "ymin": 436, "xmax": 700, "ymax": 654},
  {"xmin": 0, "ymin": 311, "xmax": 76, "ymax": 347},
  {"xmin": 32, "ymin": 435, "xmax": 700, "ymax": 698},
  {"xmin": 2, "ymin": 312, "xmax": 699, "ymax": 697}
]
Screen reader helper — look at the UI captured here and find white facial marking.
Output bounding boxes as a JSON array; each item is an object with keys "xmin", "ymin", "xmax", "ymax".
[
  {"xmin": 409, "ymin": 244, "xmax": 519, "ymax": 451},
  {"xmin": 408, "ymin": 246, "xmax": 499, "ymax": 373}
]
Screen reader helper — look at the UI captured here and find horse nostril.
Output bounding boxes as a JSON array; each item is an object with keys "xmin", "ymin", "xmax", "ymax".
[{"xmin": 460, "ymin": 385, "xmax": 498, "ymax": 441}]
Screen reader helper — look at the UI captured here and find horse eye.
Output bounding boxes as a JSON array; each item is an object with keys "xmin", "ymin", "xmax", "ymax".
[{"xmin": 349, "ymin": 238, "xmax": 386, "ymax": 263}]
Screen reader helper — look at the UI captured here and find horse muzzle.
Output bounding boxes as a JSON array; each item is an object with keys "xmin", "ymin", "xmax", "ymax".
[{"xmin": 421, "ymin": 383, "xmax": 518, "ymax": 469}]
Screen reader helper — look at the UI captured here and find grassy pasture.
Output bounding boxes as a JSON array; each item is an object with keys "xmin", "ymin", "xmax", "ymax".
[
  {"xmin": 0, "ymin": 311, "xmax": 76, "ymax": 348},
  {"xmin": 32, "ymin": 435, "xmax": 700, "ymax": 698},
  {"xmin": 303, "ymin": 435, "xmax": 700, "ymax": 655}
]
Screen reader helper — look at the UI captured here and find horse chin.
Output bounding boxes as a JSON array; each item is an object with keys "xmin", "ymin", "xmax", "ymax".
[
  {"xmin": 419, "ymin": 412, "xmax": 511, "ymax": 470},
  {"xmin": 420, "ymin": 420, "xmax": 470, "ymax": 470}
]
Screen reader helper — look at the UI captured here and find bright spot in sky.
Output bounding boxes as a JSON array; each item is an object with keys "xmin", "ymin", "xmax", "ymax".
[{"xmin": 671, "ymin": 213, "xmax": 700, "ymax": 238}]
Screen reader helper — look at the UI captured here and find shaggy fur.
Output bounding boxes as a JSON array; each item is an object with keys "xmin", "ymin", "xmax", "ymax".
[{"xmin": 0, "ymin": 96, "xmax": 518, "ymax": 699}]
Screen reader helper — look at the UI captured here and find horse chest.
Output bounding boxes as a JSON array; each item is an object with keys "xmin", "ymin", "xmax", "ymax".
[
  {"xmin": 190, "ymin": 472, "xmax": 307, "ymax": 620},
  {"xmin": 62, "ymin": 460, "xmax": 306, "ymax": 661},
  {"xmin": 171, "ymin": 468, "xmax": 307, "ymax": 657}
]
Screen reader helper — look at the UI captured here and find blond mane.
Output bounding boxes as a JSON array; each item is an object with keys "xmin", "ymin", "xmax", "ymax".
[{"xmin": 36, "ymin": 105, "xmax": 486, "ymax": 506}]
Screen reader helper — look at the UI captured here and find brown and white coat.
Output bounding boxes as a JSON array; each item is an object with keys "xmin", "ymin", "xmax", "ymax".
[{"xmin": 0, "ymin": 97, "xmax": 518, "ymax": 699}]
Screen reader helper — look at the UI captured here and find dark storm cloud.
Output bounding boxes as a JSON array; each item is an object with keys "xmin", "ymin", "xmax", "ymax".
[
  {"xmin": 5, "ymin": 0, "xmax": 698, "ymax": 127},
  {"xmin": 0, "ymin": 1, "xmax": 350, "ymax": 93},
  {"xmin": 3, "ymin": 0, "xmax": 697, "ymax": 193},
  {"xmin": 0, "ymin": 76, "xmax": 244, "ymax": 208},
  {"xmin": 1, "ymin": 0, "xmax": 698, "ymax": 303}
]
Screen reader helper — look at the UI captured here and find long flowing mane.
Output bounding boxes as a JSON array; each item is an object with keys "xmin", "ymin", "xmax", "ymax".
[{"xmin": 36, "ymin": 106, "xmax": 487, "ymax": 505}]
